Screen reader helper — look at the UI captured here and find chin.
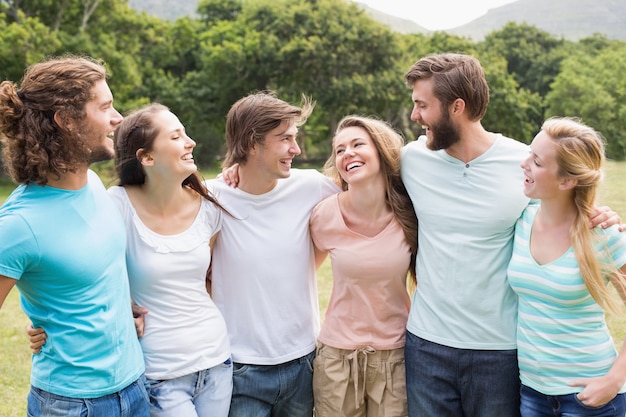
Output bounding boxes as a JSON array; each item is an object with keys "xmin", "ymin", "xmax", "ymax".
[{"xmin": 278, "ymin": 169, "xmax": 292, "ymax": 179}]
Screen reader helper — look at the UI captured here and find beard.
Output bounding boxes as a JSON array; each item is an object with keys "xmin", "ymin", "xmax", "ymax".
[
  {"xmin": 75, "ymin": 124, "xmax": 115, "ymax": 164},
  {"xmin": 88, "ymin": 142, "xmax": 115, "ymax": 164},
  {"xmin": 426, "ymin": 110, "xmax": 461, "ymax": 151}
]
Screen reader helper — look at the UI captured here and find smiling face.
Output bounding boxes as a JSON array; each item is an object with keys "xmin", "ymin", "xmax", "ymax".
[
  {"xmin": 333, "ymin": 126, "xmax": 381, "ymax": 186},
  {"xmin": 250, "ymin": 119, "xmax": 301, "ymax": 181},
  {"xmin": 410, "ymin": 78, "xmax": 460, "ymax": 151},
  {"xmin": 77, "ymin": 79, "xmax": 123, "ymax": 163},
  {"xmin": 520, "ymin": 130, "xmax": 564, "ymax": 200},
  {"xmin": 142, "ymin": 110, "xmax": 197, "ymax": 180}
]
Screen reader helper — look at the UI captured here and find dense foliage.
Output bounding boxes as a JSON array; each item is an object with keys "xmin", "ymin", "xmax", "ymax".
[{"xmin": 1, "ymin": 0, "xmax": 626, "ymax": 168}]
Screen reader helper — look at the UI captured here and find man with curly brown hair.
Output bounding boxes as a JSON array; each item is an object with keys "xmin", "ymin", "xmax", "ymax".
[{"xmin": 0, "ymin": 55, "xmax": 149, "ymax": 417}]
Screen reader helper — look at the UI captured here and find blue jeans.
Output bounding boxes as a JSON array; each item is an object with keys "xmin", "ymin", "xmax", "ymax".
[
  {"xmin": 521, "ymin": 384, "xmax": 626, "ymax": 417},
  {"xmin": 405, "ymin": 331, "xmax": 520, "ymax": 417},
  {"xmin": 146, "ymin": 359, "xmax": 233, "ymax": 417},
  {"xmin": 229, "ymin": 350, "xmax": 314, "ymax": 417},
  {"xmin": 27, "ymin": 376, "xmax": 149, "ymax": 417}
]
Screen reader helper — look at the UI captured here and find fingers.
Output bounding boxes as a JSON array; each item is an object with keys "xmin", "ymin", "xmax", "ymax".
[
  {"xmin": 26, "ymin": 323, "xmax": 44, "ymax": 336},
  {"xmin": 221, "ymin": 163, "xmax": 240, "ymax": 188},
  {"xmin": 29, "ymin": 336, "xmax": 45, "ymax": 354},
  {"xmin": 25, "ymin": 324, "xmax": 47, "ymax": 354},
  {"xmin": 134, "ymin": 315, "xmax": 145, "ymax": 338},
  {"xmin": 589, "ymin": 206, "xmax": 621, "ymax": 229},
  {"xmin": 132, "ymin": 304, "xmax": 148, "ymax": 318}
]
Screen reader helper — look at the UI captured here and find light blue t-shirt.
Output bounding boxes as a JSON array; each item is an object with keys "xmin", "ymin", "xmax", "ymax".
[
  {"xmin": 508, "ymin": 204, "xmax": 626, "ymax": 395},
  {"xmin": 401, "ymin": 134, "xmax": 530, "ymax": 349},
  {"xmin": 0, "ymin": 170, "xmax": 144, "ymax": 398}
]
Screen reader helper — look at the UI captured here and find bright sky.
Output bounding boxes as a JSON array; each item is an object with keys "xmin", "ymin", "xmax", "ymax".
[{"xmin": 356, "ymin": 0, "xmax": 519, "ymax": 31}]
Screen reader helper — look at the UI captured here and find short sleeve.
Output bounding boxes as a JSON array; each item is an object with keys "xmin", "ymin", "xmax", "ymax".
[{"xmin": 0, "ymin": 213, "xmax": 38, "ymax": 280}]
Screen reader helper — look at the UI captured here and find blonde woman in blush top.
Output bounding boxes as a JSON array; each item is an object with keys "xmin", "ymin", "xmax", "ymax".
[{"xmin": 310, "ymin": 115, "xmax": 417, "ymax": 417}]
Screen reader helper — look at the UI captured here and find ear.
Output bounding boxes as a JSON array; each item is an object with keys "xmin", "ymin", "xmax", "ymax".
[
  {"xmin": 449, "ymin": 98, "xmax": 466, "ymax": 116},
  {"xmin": 136, "ymin": 148, "xmax": 154, "ymax": 166},
  {"xmin": 53, "ymin": 110, "xmax": 73, "ymax": 132},
  {"xmin": 559, "ymin": 177, "xmax": 578, "ymax": 190}
]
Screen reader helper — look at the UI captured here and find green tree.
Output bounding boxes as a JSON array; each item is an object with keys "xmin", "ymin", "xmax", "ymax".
[
  {"xmin": 479, "ymin": 52, "xmax": 543, "ymax": 144},
  {"xmin": 182, "ymin": 0, "xmax": 407, "ymax": 161},
  {"xmin": 545, "ymin": 42, "xmax": 626, "ymax": 159},
  {"xmin": 480, "ymin": 23, "xmax": 568, "ymax": 98},
  {"xmin": 0, "ymin": 11, "xmax": 61, "ymax": 82},
  {"xmin": 197, "ymin": 0, "xmax": 241, "ymax": 24}
]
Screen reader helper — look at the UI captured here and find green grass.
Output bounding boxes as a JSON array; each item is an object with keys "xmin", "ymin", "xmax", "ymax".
[
  {"xmin": 0, "ymin": 290, "xmax": 31, "ymax": 416},
  {"xmin": 1, "ymin": 162, "xmax": 626, "ymax": 415}
]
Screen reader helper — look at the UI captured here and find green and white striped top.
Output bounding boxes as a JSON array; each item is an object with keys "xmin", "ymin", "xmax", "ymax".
[{"xmin": 508, "ymin": 204, "xmax": 626, "ymax": 395}]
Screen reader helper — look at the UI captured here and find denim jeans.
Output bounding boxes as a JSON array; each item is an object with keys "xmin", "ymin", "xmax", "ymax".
[
  {"xmin": 27, "ymin": 375, "xmax": 149, "ymax": 417},
  {"xmin": 146, "ymin": 359, "xmax": 233, "ymax": 417},
  {"xmin": 229, "ymin": 350, "xmax": 314, "ymax": 417},
  {"xmin": 521, "ymin": 384, "xmax": 626, "ymax": 417},
  {"xmin": 405, "ymin": 331, "xmax": 520, "ymax": 417}
]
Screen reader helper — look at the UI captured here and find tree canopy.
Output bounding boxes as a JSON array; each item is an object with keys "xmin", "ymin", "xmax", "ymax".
[{"xmin": 1, "ymin": 0, "xmax": 625, "ymax": 165}]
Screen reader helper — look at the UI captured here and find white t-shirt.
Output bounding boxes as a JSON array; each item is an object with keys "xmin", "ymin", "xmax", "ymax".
[
  {"xmin": 401, "ymin": 134, "xmax": 530, "ymax": 350},
  {"xmin": 108, "ymin": 186, "xmax": 230, "ymax": 380},
  {"xmin": 207, "ymin": 169, "xmax": 339, "ymax": 365}
]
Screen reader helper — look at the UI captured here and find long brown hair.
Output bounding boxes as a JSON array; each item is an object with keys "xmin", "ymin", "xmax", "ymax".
[
  {"xmin": 324, "ymin": 115, "xmax": 418, "ymax": 286},
  {"xmin": 0, "ymin": 55, "xmax": 107, "ymax": 184},
  {"xmin": 114, "ymin": 103, "xmax": 227, "ymax": 212}
]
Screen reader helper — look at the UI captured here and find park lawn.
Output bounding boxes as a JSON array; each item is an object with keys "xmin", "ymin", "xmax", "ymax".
[{"xmin": 1, "ymin": 161, "xmax": 626, "ymax": 415}]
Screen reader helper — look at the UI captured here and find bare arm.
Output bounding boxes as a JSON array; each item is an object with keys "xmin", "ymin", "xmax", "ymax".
[
  {"xmin": 313, "ymin": 243, "xmax": 328, "ymax": 271},
  {"xmin": 1, "ymin": 275, "xmax": 47, "ymax": 355},
  {"xmin": 132, "ymin": 303, "xmax": 149, "ymax": 338},
  {"xmin": 206, "ymin": 233, "xmax": 219, "ymax": 295},
  {"xmin": 0, "ymin": 275, "xmax": 17, "ymax": 309}
]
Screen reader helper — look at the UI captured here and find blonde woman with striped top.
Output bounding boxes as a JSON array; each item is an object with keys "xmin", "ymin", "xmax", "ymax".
[{"xmin": 507, "ymin": 117, "xmax": 626, "ymax": 416}]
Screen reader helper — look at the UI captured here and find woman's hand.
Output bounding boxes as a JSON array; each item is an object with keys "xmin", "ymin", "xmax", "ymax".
[{"xmin": 26, "ymin": 324, "xmax": 46, "ymax": 354}]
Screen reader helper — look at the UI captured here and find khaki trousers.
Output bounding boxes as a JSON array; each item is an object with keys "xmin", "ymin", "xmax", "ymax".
[{"xmin": 313, "ymin": 343, "xmax": 407, "ymax": 417}]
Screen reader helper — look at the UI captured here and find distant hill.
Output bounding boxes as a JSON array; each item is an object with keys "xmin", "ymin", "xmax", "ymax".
[
  {"xmin": 127, "ymin": 0, "xmax": 430, "ymax": 34},
  {"xmin": 448, "ymin": 0, "xmax": 626, "ymax": 41},
  {"xmin": 355, "ymin": 2, "xmax": 428, "ymax": 34},
  {"xmin": 128, "ymin": 0, "xmax": 626, "ymax": 42}
]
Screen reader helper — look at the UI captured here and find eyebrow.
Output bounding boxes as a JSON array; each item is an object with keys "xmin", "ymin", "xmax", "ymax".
[
  {"xmin": 274, "ymin": 127, "xmax": 297, "ymax": 137},
  {"xmin": 97, "ymin": 98, "xmax": 113, "ymax": 108},
  {"xmin": 335, "ymin": 137, "xmax": 366, "ymax": 148}
]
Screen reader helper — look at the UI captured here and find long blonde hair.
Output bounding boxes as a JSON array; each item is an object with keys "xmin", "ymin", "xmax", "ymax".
[
  {"xmin": 545, "ymin": 117, "xmax": 624, "ymax": 311},
  {"xmin": 324, "ymin": 115, "xmax": 418, "ymax": 286}
]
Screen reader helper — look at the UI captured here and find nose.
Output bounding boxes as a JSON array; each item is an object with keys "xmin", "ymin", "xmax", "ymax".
[
  {"xmin": 520, "ymin": 154, "xmax": 530, "ymax": 170},
  {"xmin": 344, "ymin": 146, "xmax": 356, "ymax": 157},
  {"xmin": 186, "ymin": 136, "xmax": 196, "ymax": 148},
  {"xmin": 410, "ymin": 105, "xmax": 420, "ymax": 122},
  {"xmin": 290, "ymin": 138, "xmax": 301, "ymax": 156},
  {"xmin": 112, "ymin": 108, "xmax": 123, "ymax": 126}
]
